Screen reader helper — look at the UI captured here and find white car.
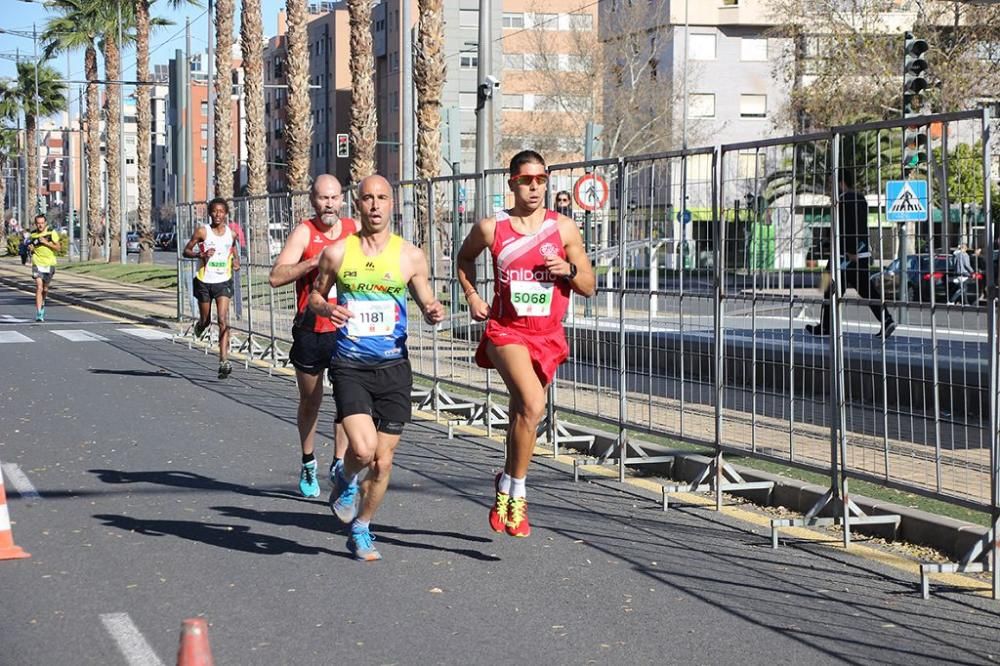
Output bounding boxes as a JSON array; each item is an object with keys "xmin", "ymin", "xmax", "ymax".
[{"xmin": 126, "ymin": 232, "xmax": 140, "ymax": 254}]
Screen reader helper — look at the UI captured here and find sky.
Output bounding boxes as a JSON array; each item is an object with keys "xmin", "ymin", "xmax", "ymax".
[{"xmin": 0, "ymin": 0, "xmax": 287, "ymax": 114}]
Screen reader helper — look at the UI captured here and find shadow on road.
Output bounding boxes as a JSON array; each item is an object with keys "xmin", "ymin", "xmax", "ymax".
[{"xmin": 93, "ymin": 513, "xmax": 347, "ymax": 557}]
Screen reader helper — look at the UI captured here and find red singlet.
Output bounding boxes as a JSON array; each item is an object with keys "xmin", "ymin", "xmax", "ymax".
[
  {"xmin": 475, "ymin": 209, "xmax": 571, "ymax": 384},
  {"xmin": 294, "ymin": 216, "xmax": 357, "ymax": 333}
]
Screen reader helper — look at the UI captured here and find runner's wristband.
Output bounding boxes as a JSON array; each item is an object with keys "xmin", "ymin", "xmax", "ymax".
[{"xmin": 564, "ymin": 263, "xmax": 578, "ymax": 281}]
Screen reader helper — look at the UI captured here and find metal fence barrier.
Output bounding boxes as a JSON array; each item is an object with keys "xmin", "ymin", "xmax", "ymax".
[{"xmin": 174, "ymin": 109, "xmax": 998, "ymax": 599}]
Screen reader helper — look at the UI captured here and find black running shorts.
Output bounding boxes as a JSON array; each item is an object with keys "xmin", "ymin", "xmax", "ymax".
[
  {"xmin": 289, "ymin": 327, "xmax": 337, "ymax": 375},
  {"xmin": 193, "ymin": 277, "xmax": 233, "ymax": 303},
  {"xmin": 328, "ymin": 360, "xmax": 412, "ymax": 434}
]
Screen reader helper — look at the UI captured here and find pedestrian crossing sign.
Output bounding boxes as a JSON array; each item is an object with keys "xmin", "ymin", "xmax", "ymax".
[{"xmin": 885, "ymin": 180, "xmax": 928, "ymax": 223}]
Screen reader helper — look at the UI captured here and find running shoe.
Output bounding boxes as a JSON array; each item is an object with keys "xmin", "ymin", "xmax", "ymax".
[
  {"xmin": 193, "ymin": 321, "xmax": 208, "ymax": 338},
  {"xmin": 506, "ymin": 497, "xmax": 531, "ymax": 538},
  {"xmin": 348, "ymin": 525, "xmax": 382, "ymax": 562},
  {"xmin": 329, "ymin": 464, "xmax": 360, "ymax": 523},
  {"xmin": 35, "ymin": 309, "xmax": 44, "ymax": 322},
  {"xmin": 299, "ymin": 460, "xmax": 320, "ymax": 498},
  {"xmin": 218, "ymin": 361, "xmax": 232, "ymax": 379},
  {"xmin": 488, "ymin": 472, "xmax": 510, "ymax": 533},
  {"xmin": 329, "ymin": 459, "xmax": 341, "ymax": 485}
]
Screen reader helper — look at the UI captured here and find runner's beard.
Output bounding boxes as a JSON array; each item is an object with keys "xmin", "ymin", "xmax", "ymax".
[{"xmin": 320, "ymin": 212, "xmax": 338, "ymax": 226}]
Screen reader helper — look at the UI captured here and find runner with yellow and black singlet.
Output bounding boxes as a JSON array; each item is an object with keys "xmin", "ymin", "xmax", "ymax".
[
  {"xmin": 309, "ymin": 174, "xmax": 445, "ymax": 562},
  {"xmin": 27, "ymin": 214, "xmax": 60, "ymax": 322}
]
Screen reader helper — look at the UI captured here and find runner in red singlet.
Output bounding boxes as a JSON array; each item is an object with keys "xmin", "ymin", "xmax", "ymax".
[
  {"xmin": 269, "ymin": 174, "xmax": 357, "ymax": 498},
  {"xmin": 456, "ymin": 150, "xmax": 595, "ymax": 538}
]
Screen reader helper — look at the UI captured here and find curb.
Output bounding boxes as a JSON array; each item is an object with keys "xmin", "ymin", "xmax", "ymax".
[
  {"xmin": 0, "ymin": 274, "xmax": 177, "ymax": 329},
  {"xmin": 539, "ymin": 420, "xmax": 989, "ymax": 563}
]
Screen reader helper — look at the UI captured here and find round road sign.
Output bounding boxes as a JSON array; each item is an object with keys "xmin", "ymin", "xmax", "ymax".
[{"xmin": 573, "ymin": 174, "xmax": 609, "ymax": 212}]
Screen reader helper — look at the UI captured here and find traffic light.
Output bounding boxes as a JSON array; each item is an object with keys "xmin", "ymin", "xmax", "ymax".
[
  {"xmin": 336, "ymin": 133, "xmax": 349, "ymax": 159},
  {"xmin": 902, "ymin": 31, "xmax": 929, "ymax": 177}
]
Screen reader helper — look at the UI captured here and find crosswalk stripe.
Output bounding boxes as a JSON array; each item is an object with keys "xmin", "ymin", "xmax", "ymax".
[
  {"xmin": 118, "ymin": 327, "xmax": 173, "ymax": 340},
  {"xmin": 0, "ymin": 331, "xmax": 32, "ymax": 343},
  {"xmin": 50, "ymin": 329, "xmax": 109, "ymax": 342}
]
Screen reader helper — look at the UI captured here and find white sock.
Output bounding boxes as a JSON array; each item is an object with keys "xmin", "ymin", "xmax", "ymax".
[
  {"xmin": 510, "ymin": 476, "xmax": 526, "ymax": 499},
  {"xmin": 498, "ymin": 472, "xmax": 512, "ymax": 494},
  {"xmin": 352, "ymin": 518, "xmax": 370, "ymax": 532}
]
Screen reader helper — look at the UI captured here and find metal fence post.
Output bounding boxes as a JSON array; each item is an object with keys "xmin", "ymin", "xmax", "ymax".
[
  {"xmin": 617, "ymin": 158, "xmax": 628, "ymax": 483},
  {"xmin": 713, "ymin": 145, "xmax": 725, "ymax": 510}
]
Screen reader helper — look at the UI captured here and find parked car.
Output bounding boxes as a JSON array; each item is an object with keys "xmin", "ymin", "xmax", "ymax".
[
  {"xmin": 126, "ymin": 232, "xmax": 140, "ymax": 254},
  {"xmin": 869, "ymin": 254, "xmax": 983, "ymax": 304}
]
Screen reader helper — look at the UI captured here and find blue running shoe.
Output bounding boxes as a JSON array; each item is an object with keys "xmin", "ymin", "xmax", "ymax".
[
  {"xmin": 299, "ymin": 460, "xmax": 320, "ymax": 498},
  {"xmin": 330, "ymin": 472, "xmax": 360, "ymax": 523},
  {"xmin": 348, "ymin": 526, "xmax": 381, "ymax": 562}
]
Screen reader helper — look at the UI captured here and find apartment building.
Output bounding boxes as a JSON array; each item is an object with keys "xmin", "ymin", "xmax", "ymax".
[{"xmin": 306, "ymin": 3, "xmax": 352, "ymax": 186}]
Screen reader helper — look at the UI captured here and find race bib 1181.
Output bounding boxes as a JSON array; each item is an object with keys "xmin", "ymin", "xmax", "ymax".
[{"xmin": 346, "ymin": 299, "xmax": 396, "ymax": 337}]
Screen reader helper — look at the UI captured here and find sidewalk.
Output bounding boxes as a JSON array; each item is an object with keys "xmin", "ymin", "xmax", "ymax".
[{"xmin": 0, "ymin": 256, "xmax": 178, "ymax": 327}]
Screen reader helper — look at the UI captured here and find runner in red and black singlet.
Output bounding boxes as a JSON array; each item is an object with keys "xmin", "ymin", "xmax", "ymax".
[
  {"xmin": 269, "ymin": 174, "xmax": 356, "ymax": 498},
  {"xmin": 457, "ymin": 150, "xmax": 596, "ymax": 539}
]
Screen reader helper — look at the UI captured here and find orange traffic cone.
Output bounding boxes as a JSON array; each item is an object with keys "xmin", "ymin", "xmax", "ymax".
[
  {"xmin": 176, "ymin": 618, "xmax": 213, "ymax": 666},
  {"xmin": 0, "ymin": 464, "xmax": 30, "ymax": 560}
]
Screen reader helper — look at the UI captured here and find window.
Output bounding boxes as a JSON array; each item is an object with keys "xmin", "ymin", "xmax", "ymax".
[
  {"xmin": 504, "ymin": 54, "xmax": 524, "ymax": 70},
  {"xmin": 534, "ymin": 13, "xmax": 558, "ymax": 30},
  {"xmin": 502, "ymin": 94, "xmax": 523, "ymax": 110},
  {"xmin": 534, "ymin": 94, "xmax": 559, "ymax": 111},
  {"xmin": 741, "ymin": 37, "xmax": 768, "ymax": 61},
  {"xmin": 460, "ymin": 9, "xmax": 478, "ymax": 28},
  {"xmin": 200, "ymin": 124, "xmax": 208, "ymax": 140},
  {"xmin": 689, "ymin": 34, "xmax": 716, "ymax": 60},
  {"xmin": 739, "ymin": 94, "xmax": 767, "ymax": 118},
  {"xmin": 502, "ymin": 13, "xmax": 524, "ymax": 29},
  {"xmin": 460, "ymin": 53, "xmax": 478, "ymax": 69},
  {"xmin": 459, "ymin": 92, "xmax": 477, "ymax": 109},
  {"xmin": 200, "ymin": 146, "xmax": 208, "ymax": 163},
  {"xmin": 689, "ymin": 93, "xmax": 715, "ymax": 118},
  {"xmin": 564, "ymin": 55, "xmax": 589, "ymax": 72},
  {"xmin": 569, "ymin": 14, "xmax": 592, "ymax": 31},
  {"xmin": 200, "ymin": 101, "xmax": 208, "ymax": 116}
]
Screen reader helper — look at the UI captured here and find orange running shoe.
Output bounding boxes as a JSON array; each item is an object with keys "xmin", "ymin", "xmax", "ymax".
[
  {"xmin": 488, "ymin": 473, "xmax": 509, "ymax": 533},
  {"xmin": 506, "ymin": 496, "xmax": 531, "ymax": 537}
]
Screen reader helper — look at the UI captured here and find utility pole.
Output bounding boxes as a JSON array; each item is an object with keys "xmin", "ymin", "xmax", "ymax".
[
  {"xmin": 66, "ymin": 51, "xmax": 74, "ymax": 259},
  {"xmin": 206, "ymin": 0, "xmax": 215, "ymax": 197},
  {"xmin": 118, "ymin": 3, "xmax": 127, "ymax": 264},
  {"xmin": 33, "ymin": 23, "xmax": 40, "ymax": 216},
  {"xmin": 474, "ymin": 0, "xmax": 496, "ymax": 212},
  {"xmin": 79, "ymin": 85, "xmax": 88, "ymax": 261},
  {"xmin": 185, "ymin": 18, "xmax": 194, "ymax": 204}
]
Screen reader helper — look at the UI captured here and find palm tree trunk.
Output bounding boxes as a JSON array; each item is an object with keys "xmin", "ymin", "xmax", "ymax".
[
  {"xmin": 285, "ymin": 0, "xmax": 312, "ymax": 192},
  {"xmin": 214, "ymin": 0, "xmax": 235, "ymax": 198},
  {"xmin": 136, "ymin": 0, "xmax": 154, "ymax": 264},
  {"xmin": 348, "ymin": 0, "xmax": 376, "ymax": 184},
  {"xmin": 241, "ymin": 0, "xmax": 267, "ymax": 264},
  {"xmin": 415, "ymin": 0, "xmax": 446, "ymax": 249},
  {"xmin": 25, "ymin": 115, "xmax": 38, "ymax": 218},
  {"xmin": 104, "ymin": 37, "xmax": 122, "ymax": 263},
  {"xmin": 0, "ymin": 156, "xmax": 6, "ymax": 227},
  {"xmin": 85, "ymin": 45, "xmax": 103, "ymax": 260}
]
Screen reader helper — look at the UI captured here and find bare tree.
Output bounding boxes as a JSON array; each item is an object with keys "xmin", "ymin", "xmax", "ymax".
[
  {"xmin": 768, "ymin": 0, "xmax": 1000, "ymax": 130},
  {"xmin": 502, "ymin": 0, "xmax": 683, "ymax": 161}
]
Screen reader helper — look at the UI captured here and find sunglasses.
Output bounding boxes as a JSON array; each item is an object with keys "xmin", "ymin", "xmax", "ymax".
[{"xmin": 510, "ymin": 173, "xmax": 549, "ymax": 187}]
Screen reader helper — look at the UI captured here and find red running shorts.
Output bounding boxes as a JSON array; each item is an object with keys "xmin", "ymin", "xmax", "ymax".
[{"xmin": 475, "ymin": 319, "xmax": 569, "ymax": 386}]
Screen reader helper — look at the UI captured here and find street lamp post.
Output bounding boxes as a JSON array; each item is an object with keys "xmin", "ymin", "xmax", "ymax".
[{"xmin": 118, "ymin": 2, "xmax": 127, "ymax": 264}]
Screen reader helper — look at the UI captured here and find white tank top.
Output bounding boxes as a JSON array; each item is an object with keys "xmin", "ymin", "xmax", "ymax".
[{"xmin": 196, "ymin": 225, "xmax": 234, "ymax": 284}]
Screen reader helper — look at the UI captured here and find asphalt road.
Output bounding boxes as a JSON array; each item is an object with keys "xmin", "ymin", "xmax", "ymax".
[{"xmin": 1, "ymin": 283, "xmax": 999, "ymax": 665}]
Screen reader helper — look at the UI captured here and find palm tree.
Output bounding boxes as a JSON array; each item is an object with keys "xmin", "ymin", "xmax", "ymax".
[
  {"xmin": 285, "ymin": 0, "xmax": 312, "ymax": 192},
  {"xmin": 414, "ymin": 0, "xmax": 445, "ymax": 248},
  {"xmin": 347, "ymin": 0, "xmax": 376, "ymax": 184},
  {"xmin": 42, "ymin": 0, "xmax": 105, "ymax": 260},
  {"xmin": 135, "ymin": 1, "xmax": 186, "ymax": 264},
  {"xmin": 0, "ymin": 125, "xmax": 17, "ymax": 228},
  {"xmin": 240, "ymin": 0, "xmax": 267, "ymax": 262},
  {"xmin": 101, "ymin": 5, "xmax": 134, "ymax": 263},
  {"xmin": 213, "ymin": 0, "xmax": 235, "ymax": 200},
  {"xmin": 0, "ymin": 61, "xmax": 67, "ymax": 221}
]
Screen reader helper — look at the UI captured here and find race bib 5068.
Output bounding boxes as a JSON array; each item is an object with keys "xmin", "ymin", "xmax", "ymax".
[{"xmin": 510, "ymin": 280, "xmax": 553, "ymax": 317}]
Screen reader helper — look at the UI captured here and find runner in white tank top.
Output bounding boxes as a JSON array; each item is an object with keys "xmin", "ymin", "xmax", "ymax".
[{"xmin": 182, "ymin": 198, "xmax": 241, "ymax": 378}]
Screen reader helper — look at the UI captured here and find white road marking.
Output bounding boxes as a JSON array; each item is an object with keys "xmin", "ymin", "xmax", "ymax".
[
  {"xmin": 99, "ymin": 613, "xmax": 166, "ymax": 666},
  {"xmin": 0, "ymin": 331, "xmax": 32, "ymax": 343},
  {"xmin": 118, "ymin": 327, "xmax": 173, "ymax": 340},
  {"xmin": 0, "ymin": 463, "xmax": 40, "ymax": 500},
  {"xmin": 50, "ymin": 329, "xmax": 109, "ymax": 342},
  {"xmin": 0, "ymin": 314, "xmax": 29, "ymax": 323}
]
